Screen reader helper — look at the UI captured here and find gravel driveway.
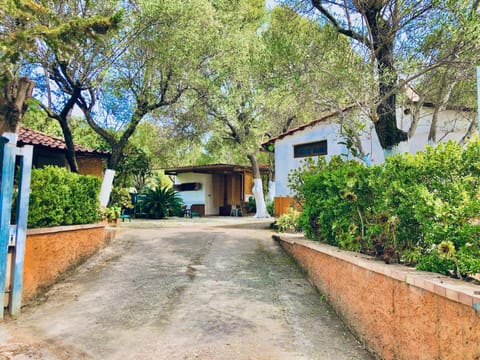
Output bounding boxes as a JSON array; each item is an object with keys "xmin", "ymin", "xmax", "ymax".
[{"xmin": 0, "ymin": 218, "xmax": 372, "ymax": 359}]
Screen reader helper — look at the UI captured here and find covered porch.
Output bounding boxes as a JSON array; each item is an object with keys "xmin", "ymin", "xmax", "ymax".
[{"xmin": 164, "ymin": 164, "xmax": 268, "ymax": 216}]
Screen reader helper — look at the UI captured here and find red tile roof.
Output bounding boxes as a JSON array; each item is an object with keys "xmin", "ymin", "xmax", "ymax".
[
  {"xmin": 17, "ymin": 128, "xmax": 110, "ymax": 157},
  {"xmin": 261, "ymin": 105, "xmax": 356, "ymax": 148}
]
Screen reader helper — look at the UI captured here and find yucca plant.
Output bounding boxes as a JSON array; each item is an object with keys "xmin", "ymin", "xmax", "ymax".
[{"xmin": 140, "ymin": 186, "xmax": 183, "ymax": 219}]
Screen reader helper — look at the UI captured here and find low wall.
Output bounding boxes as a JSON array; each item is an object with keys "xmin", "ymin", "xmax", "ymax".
[
  {"xmin": 22, "ymin": 223, "xmax": 108, "ymax": 302},
  {"xmin": 274, "ymin": 234, "xmax": 480, "ymax": 360}
]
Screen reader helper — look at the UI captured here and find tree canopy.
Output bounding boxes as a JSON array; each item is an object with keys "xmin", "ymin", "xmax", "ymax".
[
  {"xmin": 0, "ymin": 0, "xmax": 120, "ymax": 135},
  {"xmin": 6, "ymin": 0, "xmax": 478, "ymax": 191},
  {"xmin": 286, "ymin": 0, "xmax": 479, "ymax": 150}
]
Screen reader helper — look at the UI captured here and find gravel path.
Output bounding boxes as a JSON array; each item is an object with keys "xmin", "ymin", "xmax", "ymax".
[{"xmin": 0, "ymin": 218, "xmax": 373, "ymax": 359}]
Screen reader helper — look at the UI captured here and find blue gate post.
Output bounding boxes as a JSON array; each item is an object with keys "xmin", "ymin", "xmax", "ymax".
[
  {"xmin": 9, "ymin": 145, "xmax": 33, "ymax": 315},
  {"xmin": 0, "ymin": 135, "xmax": 17, "ymax": 317},
  {"xmin": 477, "ymin": 66, "xmax": 479, "ymax": 137}
]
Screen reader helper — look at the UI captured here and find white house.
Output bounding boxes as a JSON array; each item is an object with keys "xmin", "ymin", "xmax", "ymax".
[
  {"xmin": 164, "ymin": 163, "xmax": 269, "ymax": 216},
  {"xmin": 262, "ymin": 104, "xmax": 476, "ymax": 216}
]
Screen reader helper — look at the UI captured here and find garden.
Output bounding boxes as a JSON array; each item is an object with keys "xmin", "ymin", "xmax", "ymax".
[{"xmin": 277, "ymin": 138, "xmax": 480, "ymax": 280}]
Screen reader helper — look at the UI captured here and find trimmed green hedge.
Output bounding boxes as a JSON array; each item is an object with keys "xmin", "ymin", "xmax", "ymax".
[
  {"xmin": 292, "ymin": 138, "xmax": 480, "ymax": 278},
  {"xmin": 28, "ymin": 166, "xmax": 101, "ymax": 228}
]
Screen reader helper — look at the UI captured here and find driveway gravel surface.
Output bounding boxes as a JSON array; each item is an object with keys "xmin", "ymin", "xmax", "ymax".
[{"xmin": 0, "ymin": 218, "xmax": 372, "ymax": 360}]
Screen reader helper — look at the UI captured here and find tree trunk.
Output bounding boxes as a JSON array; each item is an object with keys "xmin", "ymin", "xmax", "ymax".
[
  {"xmin": 428, "ymin": 78, "xmax": 456, "ymax": 144},
  {"xmin": 407, "ymin": 104, "xmax": 422, "ymax": 140},
  {"xmin": 266, "ymin": 151, "xmax": 275, "ymax": 202},
  {"xmin": 458, "ymin": 117, "xmax": 478, "ymax": 146},
  {"xmin": 58, "ymin": 116, "xmax": 79, "ymax": 173},
  {"xmin": 108, "ymin": 146, "xmax": 124, "ymax": 171},
  {"xmin": 42, "ymin": 85, "xmax": 81, "ymax": 173},
  {"xmin": 366, "ymin": 10, "xmax": 407, "ymax": 151},
  {"xmin": 0, "ymin": 77, "xmax": 35, "ymax": 134},
  {"xmin": 247, "ymin": 153, "xmax": 270, "ymax": 218}
]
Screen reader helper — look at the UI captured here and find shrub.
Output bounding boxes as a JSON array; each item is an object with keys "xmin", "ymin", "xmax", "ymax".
[
  {"xmin": 109, "ymin": 187, "xmax": 134, "ymax": 210},
  {"xmin": 294, "ymin": 138, "xmax": 480, "ymax": 278},
  {"xmin": 276, "ymin": 207, "xmax": 302, "ymax": 233},
  {"xmin": 266, "ymin": 200, "xmax": 274, "ymax": 216},
  {"xmin": 246, "ymin": 196, "xmax": 256, "ymax": 213},
  {"xmin": 28, "ymin": 166, "xmax": 101, "ymax": 228},
  {"xmin": 99, "ymin": 206, "xmax": 121, "ymax": 222},
  {"xmin": 139, "ymin": 185, "xmax": 183, "ymax": 219}
]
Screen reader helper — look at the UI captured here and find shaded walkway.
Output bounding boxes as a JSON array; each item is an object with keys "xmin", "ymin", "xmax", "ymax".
[{"xmin": 0, "ymin": 219, "xmax": 372, "ymax": 359}]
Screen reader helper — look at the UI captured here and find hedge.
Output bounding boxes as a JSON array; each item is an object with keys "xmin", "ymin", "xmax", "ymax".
[
  {"xmin": 28, "ymin": 166, "xmax": 101, "ymax": 228},
  {"xmin": 292, "ymin": 138, "xmax": 480, "ymax": 278}
]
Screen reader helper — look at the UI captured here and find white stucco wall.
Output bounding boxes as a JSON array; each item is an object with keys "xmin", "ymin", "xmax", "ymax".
[
  {"xmin": 398, "ymin": 107, "xmax": 474, "ymax": 153},
  {"xmin": 274, "ymin": 107, "xmax": 474, "ymax": 197},
  {"xmin": 274, "ymin": 122, "xmax": 347, "ymax": 197},
  {"xmin": 175, "ymin": 173, "xmax": 218, "ymax": 216}
]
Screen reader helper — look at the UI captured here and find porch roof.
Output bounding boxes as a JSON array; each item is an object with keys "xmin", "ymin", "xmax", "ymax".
[{"xmin": 164, "ymin": 163, "xmax": 268, "ymax": 176}]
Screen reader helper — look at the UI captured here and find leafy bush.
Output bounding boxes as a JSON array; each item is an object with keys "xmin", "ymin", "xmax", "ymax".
[
  {"xmin": 294, "ymin": 138, "xmax": 480, "ymax": 278},
  {"xmin": 99, "ymin": 206, "xmax": 121, "ymax": 222},
  {"xmin": 276, "ymin": 207, "xmax": 302, "ymax": 233},
  {"xmin": 28, "ymin": 166, "xmax": 101, "ymax": 228},
  {"xmin": 267, "ymin": 200, "xmax": 274, "ymax": 216},
  {"xmin": 139, "ymin": 185, "xmax": 183, "ymax": 219},
  {"xmin": 109, "ymin": 187, "xmax": 134, "ymax": 210},
  {"xmin": 246, "ymin": 196, "xmax": 256, "ymax": 213}
]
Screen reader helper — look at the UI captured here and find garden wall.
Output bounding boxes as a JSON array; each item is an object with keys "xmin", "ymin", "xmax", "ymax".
[
  {"xmin": 274, "ymin": 234, "xmax": 480, "ymax": 360},
  {"xmin": 22, "ymin": 224, "xmax": 110, "ymax": 302}
]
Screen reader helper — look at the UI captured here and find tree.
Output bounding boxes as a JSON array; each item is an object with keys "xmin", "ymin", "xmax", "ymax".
[
  {"xmin": 75, "ymin": 0, "xmax": 217, "ymax": 171},
  {"xmin": 260, "ymin": 5, "xmax": 369, "ymax": 174},
  {"xmin": 197, "ymin": 0, "xmax": 273, "ymax": 217},
  {"xmin": 402, "ymin": 5, "xmax": 480, "ymax": 145},
  {"xmin": 289, "ymin": 0, "xmax": 479, "ymax": 151},
  {"xmin": 0, "ymin": 0, "xmax": 120, "ymax": 138},
  {"xmin": 197, "ymin": 1, "xmax": 365, "ymax": 215},
  {"xmin": 261, "ymin": 6, "xmax": 363, "ymax": 134},
  {"xmin": 31, "ymin": 0, "xmax": 121, "ymax": 172}
]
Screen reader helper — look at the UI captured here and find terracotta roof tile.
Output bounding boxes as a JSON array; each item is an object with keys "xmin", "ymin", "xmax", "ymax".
[{"xmin": 17, "ymin": 128, "xmax": 110, "ymax": 157}]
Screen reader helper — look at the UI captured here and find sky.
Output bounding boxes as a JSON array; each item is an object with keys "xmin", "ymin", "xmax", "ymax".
[{"xmin": 266, "ymin": 0, "xmax": 278, "ymax": 9}]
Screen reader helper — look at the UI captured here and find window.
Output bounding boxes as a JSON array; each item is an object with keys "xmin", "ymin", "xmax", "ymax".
[
  {"xmin": 293, "ymin": 140, "xmax": 327, "ymax": 158},
  {"xmin": 174, "ymin": 182, "xmax": 202, "ymax": 191}
]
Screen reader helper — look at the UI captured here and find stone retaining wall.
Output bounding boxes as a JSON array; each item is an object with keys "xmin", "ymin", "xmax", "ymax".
[
  {"xmin": 22, "ymin": 224, "xmax": 108, "ymax": 302},
  {"xmin": 274, "ymin": 234, "xmax": 480, "ymax": 360}
]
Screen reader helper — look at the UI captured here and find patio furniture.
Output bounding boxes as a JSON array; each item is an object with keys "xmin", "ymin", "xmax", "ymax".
[
  {"xmin": 182, "ymin": 205, "xmax": 192, "ymax": 218},
  {"xmin": 230, "ymin": 205, "xmax": 242, "ymax": 217},
  {"xmin": 120, "ymin": 209, "xmax": 131, "ymax": 222}
]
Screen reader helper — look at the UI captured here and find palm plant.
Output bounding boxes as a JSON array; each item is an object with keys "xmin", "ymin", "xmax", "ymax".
[{"xmin": 140, "ymin": 186, "xmax": 183, "ymax": 219}]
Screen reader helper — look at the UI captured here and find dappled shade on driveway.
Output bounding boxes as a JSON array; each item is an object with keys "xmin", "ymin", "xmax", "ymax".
[{"xmin": 0, "ymin": 218, "xmax": 372, "ymax": 359}]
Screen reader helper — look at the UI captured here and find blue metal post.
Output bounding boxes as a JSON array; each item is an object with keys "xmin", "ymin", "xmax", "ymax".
[
  {"xmin": 9, "ymin": 145, "xmax": 33, "ymax": 315},
  {"xmin": 0, "ymin": 137, "xmax": 17, "ymax": 317}
]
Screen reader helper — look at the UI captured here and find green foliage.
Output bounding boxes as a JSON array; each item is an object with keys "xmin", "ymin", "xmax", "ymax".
[
  {"xmin": 276, "ymin": 207, "xmax": 302, "ymax": 233},
  {"xmin": 139, "ymin": 185, "xmax": 183, "ymax": 219},
  {"xmin": 99, "ymin": 206, "xmax": 121, "ymax": 222},
  {"xmin": 28, "ymin": 166, "xmax": 101, "ymax": 228},
  {"xmin": 108, "ymin": 187, "xmax": 133, "ymax": 209},
  {"xmin": 1, "ymin": 0, "xmax": 121, "ymax": 82},
  {"xmin": 295, "ymin": 138, "xmax": 480, "ymax": 278},
  {"xmin": 246, "ymin": 196, "xmax": 256, "ymax": 213},
  {"xmin": 266, "ymin": 200, "xmax": 274, "ymax": 217},
  {"xmin": 114, "ymin": 144, "xmax": 152, "ymax": 189}
]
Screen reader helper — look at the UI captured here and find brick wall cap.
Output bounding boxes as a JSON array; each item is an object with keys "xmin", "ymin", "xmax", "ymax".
[
  {"xmin": 274, "ymin": 234, "xmax": 480, "ymax": 310},
  {"xmin": 27, "ymin": 223, "xmax": 105, "ymax": 235}
]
